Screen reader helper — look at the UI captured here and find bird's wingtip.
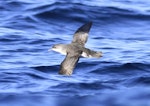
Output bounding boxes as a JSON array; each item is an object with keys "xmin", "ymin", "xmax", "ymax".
[{"xmin": 75, "ymin": 21, "xmax": 93, "ymax": 33}]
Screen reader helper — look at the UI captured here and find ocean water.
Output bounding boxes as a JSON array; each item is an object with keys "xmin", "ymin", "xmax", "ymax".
[{"xmin": 0, "ymin": 0, "xmax": 150, "ymax": 106}]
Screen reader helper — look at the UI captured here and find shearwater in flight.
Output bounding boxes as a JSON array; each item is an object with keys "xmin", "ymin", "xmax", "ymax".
[{"xmin": 49, "ymin": 22, "xmax": 102, "ymax": 75}]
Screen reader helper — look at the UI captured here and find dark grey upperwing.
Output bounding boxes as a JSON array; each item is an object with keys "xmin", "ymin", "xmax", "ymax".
[
  {"xmin": 82, "ymin": 48, "xmax": 102, "ymax": 58},
  {"xmin": 72, "ymin": 22, "xmax": 92, "ymax": 46},
  {"xmin": 59, "ymin": 51, "xmax": 81, "ymax": 75}
]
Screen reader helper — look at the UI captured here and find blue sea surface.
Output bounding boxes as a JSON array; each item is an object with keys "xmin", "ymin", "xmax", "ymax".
[{"xmin": 0, "ymin": 0, "xmax": 150, "ymax": 106}]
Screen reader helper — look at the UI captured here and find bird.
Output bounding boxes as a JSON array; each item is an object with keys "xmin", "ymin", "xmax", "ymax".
[{"xmin": 49, "ymin": 22, "xmax": 102, "ymax": 75}]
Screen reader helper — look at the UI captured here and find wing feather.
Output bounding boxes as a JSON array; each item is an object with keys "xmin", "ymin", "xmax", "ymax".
[
  {"xmin": 82, "ymin": 48, "xmax": 102, "ymax": 58},
  {"xmin": 72, "ymin": 22, "xmax": 92, "ymax": 46},
  {"xmin": 59, "ymin": 52, "xmax": 81, "ymax": 75}
]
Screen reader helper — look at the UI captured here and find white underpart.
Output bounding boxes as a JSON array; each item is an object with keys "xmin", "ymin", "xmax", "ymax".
[
  {"xmin": 52, "ymin": 48, "xmax": 93, "ymax": 58},
  {"xmin": 51, "ymin": 48, "xmax": 67, "ymax": 55},
  {"xmin": 81, "ymin": 52, "xmax": 92, "ymax": 58}
]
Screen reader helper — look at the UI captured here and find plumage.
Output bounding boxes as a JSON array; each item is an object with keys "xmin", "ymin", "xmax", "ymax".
[
  {"xmin": 50, "ymin": 22, "xmax": 102, "ymax": 75},
  {"xmin": 82, "ymin": 48, "xmax": 102, "ymax": 58},
  {"xmin": 59, "ymin": 51, "xmax": 81, "ymax": 75},
  {"xmin": 72, "ymin": 22, "xmax": 92, "ymax": 46}
]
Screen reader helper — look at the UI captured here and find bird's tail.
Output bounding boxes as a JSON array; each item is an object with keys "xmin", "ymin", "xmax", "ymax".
[{"xmin": 82, "ymin": 48, "xmax": 102, "ymax": 58}]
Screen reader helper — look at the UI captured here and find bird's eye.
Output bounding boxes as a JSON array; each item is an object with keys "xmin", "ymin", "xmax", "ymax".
[{"xmin": 53, "ymin": 46, "xmax": 56, "ymax": 48}]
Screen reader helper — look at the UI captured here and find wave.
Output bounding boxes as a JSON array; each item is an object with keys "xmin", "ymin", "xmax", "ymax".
[
  {"xmin": 0, "ymin": 62, "xmax": 149, "ymax": 96},
  {"xmin": 31, "ymin": 62, "xmax": 150, "ymax": 75},
  {"xmin": 31, "ymin": 65, "xmax": 59, "ymax": 73},
  {"xmin": 1, "ymin": 1, "xmax": 150, "ymax": 32},
  {"xmin": 131, "ymin": 76, "xmax": 150, "ymax": 86},
  {"xmin": 32, "ymin": 2, "xmax": 150, "ymax": 23},
  {"xmin": 91, "ymin": 62, "xmax": 150, "ymax": 75},
  {"xmin": 51, "ymin": 81, "xmax": 116, "ymax": 91}
]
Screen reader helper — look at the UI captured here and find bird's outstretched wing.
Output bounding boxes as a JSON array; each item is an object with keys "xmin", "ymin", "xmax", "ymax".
[
  {"xmin": 82, "ymin": 48, "xmax": 102, "ymax": 58},
  {"xmin": 59, "ymin": 51, "xmax": 81, "ymax": 75},
  {"xmin": 72, "ymin": 22, "xmax": 92, "ymax": 46}
]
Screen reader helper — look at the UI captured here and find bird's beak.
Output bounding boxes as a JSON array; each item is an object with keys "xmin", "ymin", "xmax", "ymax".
[{"xmin": 48, "ymin": 48, "xmax": 52, "ymax": 52}]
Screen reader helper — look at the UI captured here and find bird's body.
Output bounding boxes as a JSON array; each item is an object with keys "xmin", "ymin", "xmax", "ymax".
[
  {"xmin": 52, "ymin": 43, "xmax": 102, "ymax": 58},
  {"xmin": 50, "ymin": 22, "xmax": 102, "ymax": 75}
]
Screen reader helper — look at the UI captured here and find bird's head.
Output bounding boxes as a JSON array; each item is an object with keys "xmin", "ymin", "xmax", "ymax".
[{"xmin": 49, "ymin": 44, "xmax": 67, "ymax": 55}]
